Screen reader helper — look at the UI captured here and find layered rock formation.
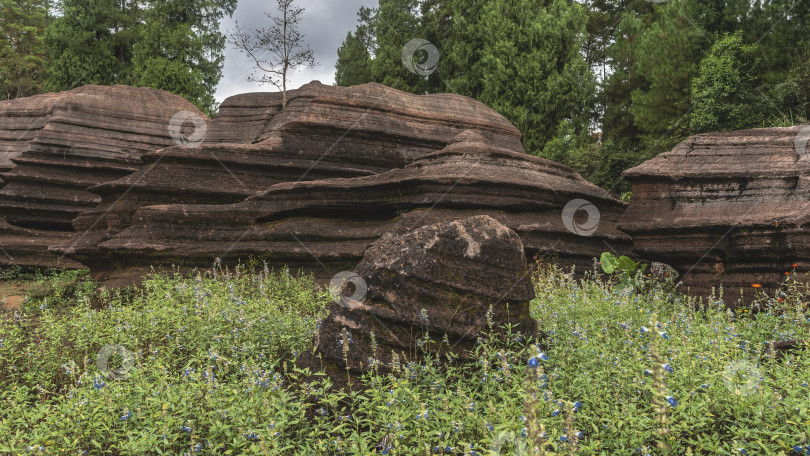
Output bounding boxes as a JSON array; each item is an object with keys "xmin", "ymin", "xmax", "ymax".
[
  {"xmin": 56, "ymin": 82, "xmax": 526, "ymax": 274},
  {"xmin": 620, "ymin": 125, "xmax": 810, "ymax": 304},
  {"xmin": 313, "ymin": 215, "xmax": 538, "ymax": 387},
  {"xmin": 0, "ymin": 219, "xmax": 83, "ymax": 269},
  {"xmin": 0, "ymin": 85, "xmax": 207, "ymax": 267},
  {"xmin": 57, "ymin": 130, "xmax": 631, "ymax": 285},
  {"xmin": 0, "ymin": 92, "xmax": 57, "ymax": 180}
]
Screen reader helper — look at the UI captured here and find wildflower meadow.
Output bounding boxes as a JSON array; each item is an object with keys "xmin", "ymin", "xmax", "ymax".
[{"xmin": 0, "ymin": 260, "xmax": 808, "ymax": 455}]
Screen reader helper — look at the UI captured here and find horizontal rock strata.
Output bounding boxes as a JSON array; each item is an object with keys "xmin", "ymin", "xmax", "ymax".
[
  {"xmin": 0, "ymin": 218, "xmax": 83, "ymax": 269},
  {"xmin": 0, "ymin": 92, "xmax": 58, "ymax": 181},
  {"xmin": 0, "ymin": 85, "xmax": 206, "ymax": 267},
  {"xmin": 58, "ymin": 130, "xmax": 631, "ymax": 286},
  {"xmin": 620, "ymin": 125, "xmax": 810, "ymax": 304},
  {"xmin": 57, "ymin": 82, "xmax": 526, "ymax": 272}
]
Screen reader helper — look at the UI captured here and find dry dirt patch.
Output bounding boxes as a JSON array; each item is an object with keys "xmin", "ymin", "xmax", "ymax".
[{"xmin": 1, "ymin": 281, "xmax": 27, "ymax": 310}]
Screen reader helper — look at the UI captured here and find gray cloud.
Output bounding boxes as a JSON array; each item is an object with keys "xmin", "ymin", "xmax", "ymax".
[{"xmin": 215, "ymin": 0, "xmax": 377, "ymax": 104}]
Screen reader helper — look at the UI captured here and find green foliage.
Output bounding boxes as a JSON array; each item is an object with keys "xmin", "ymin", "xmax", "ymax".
[
  {"xmin": 689, "ymin": 31, "xmax": 763, "ymax": 133},
  {"xmin": 334, "ymin": 31, "xmax": 374, "ymax": 87},
  {"xmin": 43, "ymin": 0, "xmax": 140, "ymax": 90},
  {"xmin": 370, "ymin": 0, "xmax": 430, "ymax": 93},
  {"xmin": 132, "ymin": 0, "xmax": 236, "ymax": 116},
  {"xmin": 468, "ymin": 0, "xmax": 595, "ymax": 158},
  {"xmin": 0, "ymin": 0, "xmax": 49, "ymax": 99},
  {"xmin": 629, "ymin": 0, "xmax": 707, "ymax": 137},
  {"xmin": 43, "ymin": 0, "xmax": 233, "ymax": 115},
  {"xmin": 599, "ymin": 251, "xmax": 648, "ymax": 293},
  {"xmin": 2, "ymin": 264, "xmax": 809, "ymax": 453}
]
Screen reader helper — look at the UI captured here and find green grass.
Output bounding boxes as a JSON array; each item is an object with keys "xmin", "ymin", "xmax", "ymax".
[{"xmin": 0, "ymin": 262, "xmax": 808, "ymax": 455}]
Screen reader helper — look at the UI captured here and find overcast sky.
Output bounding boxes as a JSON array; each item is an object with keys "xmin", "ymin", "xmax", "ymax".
[{"xmin": 214, "ymin": 0, "xmax": 378, "ymax": 104}]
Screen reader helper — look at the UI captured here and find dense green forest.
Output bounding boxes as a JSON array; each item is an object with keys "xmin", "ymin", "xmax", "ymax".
[
  {"xmin": 335, "ymin": 0, "xmax": 810, "ymax": 191},
  {"xmin": 2, "ymin": 0, "xmax": 810, "ymax": 189},
  {"xmin": 0, "ymin": 0, "xmax": 237, "ymax": 116}
]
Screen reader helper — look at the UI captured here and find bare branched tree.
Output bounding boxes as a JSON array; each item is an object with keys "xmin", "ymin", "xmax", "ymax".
[{"xmin": 228, "ymin": 0, "xmax": 317, "ymax": 108}]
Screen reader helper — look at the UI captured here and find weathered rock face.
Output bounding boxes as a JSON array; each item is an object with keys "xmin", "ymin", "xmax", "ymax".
[
  {"xmin": 57, "ymin": 82, "xmax": 526, "ymax": 272},
  {"xmin": 0, "ymin": 85, "xmax": 206, "ymax": 268},
  {"xmin": 314, "ymin": 215, "xmax": 537, "ymax": 386},
  {"xmin": 0, "ymin": 92, "xmax": 57, "ymax": 178},
  {"xmin": 620, "ymin": 125, "xmax": 810, "ymax": 304},
  {"xmin": 57, "ymin": 130, "xmax": 631, "ymax": 286},
  {"xmin": 0, "ymin": 218, "xmax": 84, "ymax": 269},
  {"xmin": 0, "ymin": 85, "xmax": 207, "ymax": 230}
]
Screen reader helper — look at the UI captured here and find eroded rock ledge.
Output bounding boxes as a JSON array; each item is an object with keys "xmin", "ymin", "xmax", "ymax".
[
  {"xmin": 56, "ymin": 130, "xmax": 631, "ymax": 286},
  {"xmin": 0, "ymin": 85, "xmax": 206, "ymax": 267},
  {"xmin": 55, "ymin": 82, "xmax": 527, "ymax": 277},
  {"xmin": 620, "ymin": 125, "xmax": 810, "ymax": 303}
]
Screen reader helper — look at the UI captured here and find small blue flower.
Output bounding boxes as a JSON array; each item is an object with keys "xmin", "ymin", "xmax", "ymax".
[
  {"xmin": 538, "ymin": 352, "xmax": 549, "ymax": 361},
  {"xmin": 120, "ymin": 411, "xmax": 131, "ymax": 421},
  {"xmin": 738, "ymin": 449, "xmax": 748, "ymax": 455},
  {"xmin": 552, "ymin": 409, "xmax": 560, "ymax": 417},
  {"xmin": 658, "ymin": 331, "xmax": 669, "ymax": 340},
  {"xmin": 573, "ymin": 401, "xmax": 582, "ymax": 412},
  {"xmin": 661, "ymin": 363, "xmax": 674, "ymax": 374},
  {"xmin": 665, "ymin": 396, "xmax": 678, "ymax": 407},
  {"xmin": 641, "ymin": 326, "xmax": 649, "ymax": 334},
  {"xmin": 181, "ymin": 426, "xmax": 192, "ymax": 433},
  {"xmin": 643, "ymin": 369, "xmax": 653, "ymax": 376},
  {"xmin": 93, "ymin": 377, "xmax": 105, "ymax": 390},
  {"xmin": 575, "ymin": 430, "xmax": 583, "ymax": 439},
  {"xmin": 528, "ymin": 357, "xmax": 538, "ymax": 368}
]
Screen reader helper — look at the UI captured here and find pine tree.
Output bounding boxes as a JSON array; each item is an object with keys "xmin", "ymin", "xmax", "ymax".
[
  {"xmin": 0, "ymin": 0, "xmax": 50, "ymax": 99},
  {"xmin": 44, "ymin": 0, "xmax": 140, "ymax": 90},
  {"xmin": 335, "ymin": 7, "xmax": 376, "ymax": 87},
  {"xmin": 628, "ymin": 0, "xmax": 708, "ymax": 137},
  {"xmin": 461, "ymin": 0, "xmax": 595, "ymax": 159},
  {"xmin": 133, "ymin": 0, "xmax": 237, "ymax": 115},
  {"xmin": 335, "ymin": 31, "xmax": 373, "ymax": 86},
  {"xmin": 371, "ymin": 0, "xmax": 428, "ymax": 93}
]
